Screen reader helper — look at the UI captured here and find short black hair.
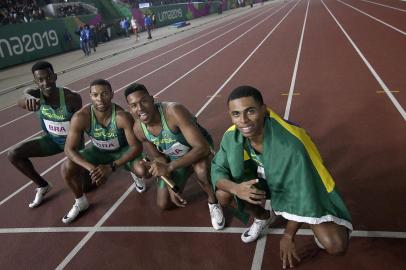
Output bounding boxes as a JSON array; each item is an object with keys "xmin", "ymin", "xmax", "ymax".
[
  {"xmin": 227, "ymin": 85, "xmax": 264, "ymax": 105},
  {"xmin": 124, "ymin": 83, "xmax": 149, "ymax": 99},
  {"xmin": 31, "ymin": 61, "xmax": 54, "ymax": 74},
  {"xmin": 90, "ymin": 79, "xmax": 112, "ymax": 91}
]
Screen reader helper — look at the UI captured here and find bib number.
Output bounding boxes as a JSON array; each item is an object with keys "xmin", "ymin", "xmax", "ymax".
[
  {"xmin": 161, "ymin": 142, "xmax": 190, "ymax": 158},
  {"xmin": 43, "ymin": 119, "xmax": 69, "ymax": 136},
  {"xmin": 257, "ymin": 165, "xmax": 266, "ymax": 179},
  {"xmin": 91, "ymin": 137, "xmax": 120, "ymax": 151}
]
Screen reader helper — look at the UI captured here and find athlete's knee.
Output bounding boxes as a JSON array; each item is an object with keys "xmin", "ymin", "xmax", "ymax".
[
  {"xmin": 195, "ymin": 165, "xmax": 211, "ymax": 186},
  {"xmin": 193, "ymin": 158, "xmax": 210, "ymax": 177},
  {"xmin": 216, "ymin": 189, "xmax": 233, "ymax": 207},
  {"xmin": 322, "ymin": 234, "xmax": 349, "ymax": 255},
  {"xmin": 156, "ymin": 188, "xmax": 175, "ymax": 210},
  {"xmin": 7, "ymin": 146, "xmax": 24, "ymax": 163},
  {"xmin": 61, "ymin": 158, "xmax": 79, "ymax": 180},
  {"xmin": 132, "ymin": 161, "xmax": 149, "ymax": 178},
  {"xmin": 156, "ymin": 197, "xmax": 172, "ymax": 210}
]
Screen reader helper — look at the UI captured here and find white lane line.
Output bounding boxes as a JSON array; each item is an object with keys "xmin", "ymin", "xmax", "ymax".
[
  {"xmin": 56, "ymin": 184, "xmax": 135, "ymax": 270},
  {"xmin": 0, "ymin": 7, "xmax": 271, "ymax": 129},
  {"xmin": 338, "ymin": 0, "xmax": 406, "ymax": 35},
  {"xmin": 1, "ymin": 226, "xmax": 406, "ymax": 239},
  {"xmin": 0, "ymin": 139, "xmax": 93, "ymax": 206},
  {"xmin": 0, "ymin": 226, "xmax": 244, "ymax": 234},
  {"xmin": 251, "ymin": 200, "xmax": 272, "ymax": 270},
  {"xmin": 0, "ymin": 112, "xmax": 33, "ymax": 129},
  {"xmin": 0, "ymin": 157, "xmax": 67, "ymax": 206},
  {"xmin": 284, "ymin": 0, "xmax": 309, "ymax": 120},
  {"xmin": 360, "ymin": 0, "xmax": 406, "ymax": 13},
  {"xmin": 154, "ymin": 3, "xmax": 289, "ymax": 97},
  {"xmin": 197, "ymin": 0, "xmax": 302, "ymax": 117},
  {"xmin": 0, "ymin": 130, "xmax": 42, "ymax": 155},
  {"xmin": 0, "ymin": 103, "xmax": 17, "ymax": 112},
  {"xmin": 322, "ymin": 0, "xmax": 406, "ymax": 121}
]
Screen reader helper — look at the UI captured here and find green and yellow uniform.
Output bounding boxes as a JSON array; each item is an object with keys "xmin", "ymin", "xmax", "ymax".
[
  {"xmin": 140, "ymin": 103, "xmax": 212, "ymax": 188},
  {"xmin": 34, "ymin": 87, "xmax": 74, "ymax": 155},
  {"xmin": 80, "ymin": 104, "xmax": 141, "ymax": 169}
]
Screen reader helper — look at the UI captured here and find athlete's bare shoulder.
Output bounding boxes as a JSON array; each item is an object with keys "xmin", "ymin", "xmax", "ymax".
[{"xmin": 63, "ymin": 87, "xmax": 82, "ymax": 112}]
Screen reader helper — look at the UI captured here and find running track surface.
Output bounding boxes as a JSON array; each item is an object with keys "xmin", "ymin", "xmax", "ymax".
[{"xmin": 0, "ymin": 0, "xmax": 405, "ymax": 269}]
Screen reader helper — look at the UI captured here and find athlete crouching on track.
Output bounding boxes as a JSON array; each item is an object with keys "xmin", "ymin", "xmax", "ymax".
[
  {"xmin": 211, "ymin": 86, "xmax": 352, "ymax": 268},
  {"xmin": 124, "ymin": 83, "xmax": 225, "ymax": 230},
  {"xmin": 8, "ymin": 61, "xmax": 82, "ymax": 208},
  {"xmin": 61, "ymin": 79, "xmax": 146, "ymax": 223}
]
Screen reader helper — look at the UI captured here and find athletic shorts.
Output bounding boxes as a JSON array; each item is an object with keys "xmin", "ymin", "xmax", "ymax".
[
  {"xmin": 157, "ymin": 166, "xmax": 191, "ymax": 189},
  {"xmin": 33, "ymin": 134, "xmax": 65, "ymax": 156},
  {"xmin": 80, "ymin": 145, "xmax": 143, "ymax": 171}
]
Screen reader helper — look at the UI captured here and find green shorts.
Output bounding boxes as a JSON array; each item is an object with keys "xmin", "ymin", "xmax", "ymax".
[
  {"xmin": 80, "ymin": 145, "xmax": 142, "ymax": 171},
  {"xmin": 156, "ymin": 127, "xmax": 212, "ymax": 189},
  {"xmin": 33, "ymin": 134, "xmax": 65, "ymax": 156},
  {"xmin": 157, "ymin": 166, "xmax": 191, "ymax": 189}
]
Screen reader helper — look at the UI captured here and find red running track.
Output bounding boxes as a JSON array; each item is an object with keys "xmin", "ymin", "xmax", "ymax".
[{"xmin": 0, "ymin": 0, "xmax": 405, "ymax": 269}]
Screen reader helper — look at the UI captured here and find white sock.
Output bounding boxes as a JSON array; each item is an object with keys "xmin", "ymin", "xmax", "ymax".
[{"xmin": 75, "ymin": 195, "xmax": 87, "ymax": 205}]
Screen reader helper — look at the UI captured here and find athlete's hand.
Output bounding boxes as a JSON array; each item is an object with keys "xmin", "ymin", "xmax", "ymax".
[
  {"xmin": 144, "ymin": 160, "xmax": 170, "ymax": 177},
  {"xmin": 90, "ymin": 164, "xmax": 112, "ymax": 185},
  {"xmin": 138, "ymin": 160, "xmax": 153, "ymax": 178},
  {"xmin": 280, "ymin": 234, "xmax": 301, "ymax": 269},
  {"xmin": 234, "ymin": 179, "xmax": 266, "ymax": 205},
  {"xmin": 25, "ymin": 97, "xmax": 40, "ymax": 111},
  {"xmin": 168, "ymin": 187, "xmax": 187, "ymax": 208}
]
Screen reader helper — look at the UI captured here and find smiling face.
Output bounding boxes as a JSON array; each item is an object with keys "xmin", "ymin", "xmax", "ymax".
[
  {"xmin": 228, "ymin": 96, "xmax": 266, "ymax": 139},
  {"xmin": 33, "ymin": 68, "xmax": 57, "ymax": 96},
  {"xmin": 89, "ymin": 84, "xmax": 113, "ymax": 112},
  {"xmin": 126, "ymin": 90, "xmax": 157, "ymax": 124}
]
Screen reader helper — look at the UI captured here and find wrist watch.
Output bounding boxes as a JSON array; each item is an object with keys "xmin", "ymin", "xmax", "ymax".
[{"xmin": 110, "ymin": 162, "xmax": 117, "ymax": 172}]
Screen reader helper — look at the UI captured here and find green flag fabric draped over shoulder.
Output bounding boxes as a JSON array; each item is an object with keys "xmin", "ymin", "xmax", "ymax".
[{"xmin": 211, "ymin": 109, "xmax": 353, "ymax": 231}]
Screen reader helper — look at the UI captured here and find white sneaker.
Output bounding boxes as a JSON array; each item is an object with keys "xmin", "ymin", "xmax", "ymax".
[
  {"xmin": 131, "ymin": 172, "xmax": 146, "ymax": 193},
  {"xmin": 62, "ymin": 198, "xmax": 89, "ymax": 224},
  {"xmin": 314, "ymin": 236, "xmax": 326, "ymax": 249},
  {"xmin": 28, "ymin": 184, "xmax": 52, "ymax": 208},
  {"xmin": 241, "ymin": 212, "xmax": 275, "ymax": 243},
  {"xmin": 208, "ymin": 203, "xmax": 225, "ymax": 230}
]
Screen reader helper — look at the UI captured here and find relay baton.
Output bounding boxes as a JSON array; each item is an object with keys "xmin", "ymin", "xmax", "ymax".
[{"xmin": 143, "ymin": 157, "xmax": 180, "ymax": 193}]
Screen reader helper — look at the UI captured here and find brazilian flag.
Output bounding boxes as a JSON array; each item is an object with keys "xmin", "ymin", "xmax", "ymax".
[{"xmin": 211, "ymin": 109, "xmax": 353, "ymax": 230}]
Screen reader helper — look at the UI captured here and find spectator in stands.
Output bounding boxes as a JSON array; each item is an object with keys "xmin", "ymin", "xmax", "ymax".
[
  {"xmin": 131, "ymin": 16, "xmax": 139, "ymax": 41},
  {"xmin": 0, "ymin": 0, "xmax": 45, "ymax": 25},
  {"xmin": 120, "ymin": 17, "xmax": 130, "ymax": 38},
  {"xmin": 151, "ymin": 12, "xmax": 156, "ymax": 29},
  {"xmin": 79, "ymin": 26, "xmax": 90, "ymax": 56},
  {"xmin": 144, "ymin": 14, "xmax": 152, "ymax": 39},
  {"xmin": 87, "ymin": 24, "xmax": 97, "ymax": 53}
]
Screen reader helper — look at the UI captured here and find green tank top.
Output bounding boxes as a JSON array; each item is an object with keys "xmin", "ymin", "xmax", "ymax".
[
  {"xmin": 246, "ymin": 140, "xmax": 266, "ymax": 179},
  {"xmin": 39, "ymin": 87, "xmax": 72, "ymax": 145},
  {"xmin": 141, "ymin": 103, "xmax": 190, "ymax": 160},
  {"xmin": 88, "ymin": 104, "xmax": 128, "ymax": 151}
]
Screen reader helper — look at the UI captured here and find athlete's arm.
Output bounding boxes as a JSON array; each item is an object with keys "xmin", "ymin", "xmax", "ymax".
[
  {"xmin": 64, "ymin": 89, "xmax": 83, "ymax": 113},
  {"xmin": 165, "ymin": 103, "xmax": 210, "ymax": 172},
  {"xmin": 17, "ymin": 88, "xmax": 40, "ymax": 111},
  {"xmin": 280, "ymin": 220, "xmax": 302, "ymax": 269},
  {"xmin": 216, "ymin": 178, "xmax": 266, "ymax": 205},
  {"xmin": 113, "ymin": 110, "xmax": 143, "ymax": 168},
  {"xmin": 64, "ymin": 107, "xmax": 96, "ymax": 172}
]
